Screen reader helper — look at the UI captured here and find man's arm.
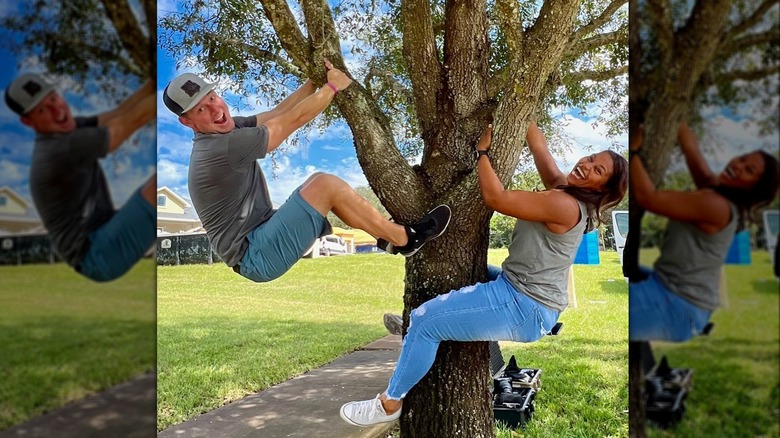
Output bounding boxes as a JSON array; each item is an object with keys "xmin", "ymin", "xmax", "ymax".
[
  {"xmin": 98, "ymin": 81, "xmax": 154, "ymax": 127},
  {"xmin": 263, "ymin": 60, "xmax": 352, "ymax": 153},
  {"xmin": 97, "ymin": 82, "xmax": 156, "ymax": 152},
  {"xmin": 255, "ymin": 79, "xmax": 316, "ymax": 125}
]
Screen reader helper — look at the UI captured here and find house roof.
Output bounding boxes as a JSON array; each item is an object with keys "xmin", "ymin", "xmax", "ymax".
[
  {"xmin": 0, "ymin": 186, "xmax": 31, "ymax": 211},
  {"xmin": 157, "ymin": 186, "xmax": 191, "ymax": 208},
  {"xmin": 157, "ymin": 205, "xmax": 201, "ymax": 222}
]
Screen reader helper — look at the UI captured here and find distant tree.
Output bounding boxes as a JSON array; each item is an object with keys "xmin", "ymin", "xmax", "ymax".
[{"xmin": 327, "ymin": 185, "xmax": 388, "ymax": 229}]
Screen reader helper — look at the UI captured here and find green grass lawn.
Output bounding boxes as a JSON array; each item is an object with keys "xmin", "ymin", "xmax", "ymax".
[
  {"xmin": 493, "ymin": 249, "xmax": 629, "ymax": 438},
  {"xmin": 157, "ymin": 250, "xmax": 630, "ymax": 436},
  {"xmin": 640, "ymin": 250, "xmax": 779, "ymax": 438},
  {"xmin": 0, "ymin": 259, "xmax": 156, "ymax": 430},
  {"xmin": 156, "ymin": 253, "xmax": 405, "ymax": 430}
]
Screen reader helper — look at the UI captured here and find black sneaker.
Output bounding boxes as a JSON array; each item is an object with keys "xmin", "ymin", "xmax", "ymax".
[{"xmin": 377, "ymin": 205, "xmax": 451, "ymax": 257}]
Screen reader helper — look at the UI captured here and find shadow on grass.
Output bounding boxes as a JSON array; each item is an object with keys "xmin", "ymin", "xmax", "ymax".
[
  {"xmin": 0, "ymin": 317, "xmax": 155, "ymax": 431},
  {"xmin": 598, "ymin": 279, "xmax": 629, "ymax": 295},
  {"xmin": 750, "ymin": 278, "xmax": 780, "ymax": 295}
]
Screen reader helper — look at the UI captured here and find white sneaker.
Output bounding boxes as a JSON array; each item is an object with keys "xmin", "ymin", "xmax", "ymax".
[{"xmin": 340, "ymin": 394, "xmax": 401, "ymax": 426}]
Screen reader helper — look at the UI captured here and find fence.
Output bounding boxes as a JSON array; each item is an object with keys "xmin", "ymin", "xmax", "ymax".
[
  {"xmin": 156, "ymin": 233, "xmax": 223, "ymax": 266},
  {"xmin": 0, "ymin": 234, "xmax": 61, "ymax": 265}
]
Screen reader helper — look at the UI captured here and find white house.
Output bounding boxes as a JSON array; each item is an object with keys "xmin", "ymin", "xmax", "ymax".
[{"xmin": 156, "ymin": 187, "xmax": 202, "ymax": 234}]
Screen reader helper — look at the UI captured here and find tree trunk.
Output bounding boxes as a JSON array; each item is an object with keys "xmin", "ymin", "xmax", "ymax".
[
  {"xmin": 628, "ymin": 341, "xmax": 646, "ymax": 438},
  {"xmin": 400, "ymin": 204, "xmax": 495, "ymax": 438}
]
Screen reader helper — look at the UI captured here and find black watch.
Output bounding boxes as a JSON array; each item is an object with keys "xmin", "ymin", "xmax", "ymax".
[{"xmin": 476, "ymin": 149, "xmax": 490, "ymax": 161}]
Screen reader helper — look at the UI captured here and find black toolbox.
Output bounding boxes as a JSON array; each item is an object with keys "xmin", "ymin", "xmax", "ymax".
[
  {"xmin": 644, "ymin": 355, "xmax": 693, "ymax": 428},
  {"xmin": 491, "ymin": 354, "xmax": 541, "ymax": 429}
]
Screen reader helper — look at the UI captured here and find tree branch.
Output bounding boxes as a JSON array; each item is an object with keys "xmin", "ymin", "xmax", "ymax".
[
  {"xmin": 567, "ymin": 28, "xmax": 627, "ymax": 57},
  {"xmin": 725, "ymin": 0, "xmax": 779, "ymax": 39},
  {"xmin": 646, "ymin": 0, "xmax": 675, "ymax": 67},
  {"xmin": 99, "ymin": 0, "xmax": 150, "ymax": 76},
  {"xmin": 300, "ymin": 0, "xmax": 343, "ymax": 65},
  {"xmin": 443, "ymin": 0, "xmax": 490, "ymax": 117},
  {"xmin": 565, "ymin": 65, "xmax": 628, "ymax": 82},
  {"xmin": 720, "ymin": 27, "xmax": 779, "ymax": 55},
  {"xmin": 716, "ymin": 64, "xmax": 780, "ymax": 82},
  {"xmin": 487, "ymin": 68, "xmax": 507, "ymax": 100},
  {"xmin": 364, "ymin": 65, "xmax": 413, "ymax": 102},
  {"xmin": 202, "ymin": 34, "xmax": 303, "ymax": 77},
  {"xmin": 570, "ymin": 0, "xmax": 627, "ymax": 42},
  {"xmin": 520, "ymin": 0, "xmax": 581, "ymax": 99},
  {"xmin": 334, "ymin": 83, "xmax": 428, "ymax": 218},
  {"xmin": 259, "ymin": 0, "xmax": 311, "ymax": 75},
  {"xmin": 495, "ymin": 0, "xmax": 524, "ymax": 67},
  {"xmin": 401, "ymin": 0, "xmax": 443, "ymax": 141}
]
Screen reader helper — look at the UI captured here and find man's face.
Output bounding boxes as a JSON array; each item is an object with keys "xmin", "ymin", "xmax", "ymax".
[
  {"xmin": 178, "ymin": 91, "xmax": 235, "ymax": 134},
  {"xmin": 20, "ymin": 92, "xmax": 76, "ymax": 134}
]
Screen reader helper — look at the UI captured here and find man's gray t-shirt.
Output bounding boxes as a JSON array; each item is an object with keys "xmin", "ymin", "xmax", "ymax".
[
  {"xmin": 502, "ymin": 200, "xmax": 588, "ymax": 312},
  {"xmin": 30, "ymin": 116, "xmax": 114, "ymax": 267},
  {"xmin": 188, "ymin": 116, "xmax": 275, "ymax": 266}
]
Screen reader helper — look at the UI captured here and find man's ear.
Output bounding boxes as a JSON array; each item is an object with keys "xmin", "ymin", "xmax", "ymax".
[
  {"xmin": 20, "ymin": 116, "xmax": 33, "ymax": 128},
  {"xmin": 178, "ymin": 115, "xmax": 194, "ymax": 129}
]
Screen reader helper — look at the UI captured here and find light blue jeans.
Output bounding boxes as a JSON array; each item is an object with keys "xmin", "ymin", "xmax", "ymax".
[
  {"xmin": 385, "ymin": 266, "xmax": 560, "ymax": 400},
  {"xmin": 629, "ymin": 266, "xmax": 712, "ymax": 342}
]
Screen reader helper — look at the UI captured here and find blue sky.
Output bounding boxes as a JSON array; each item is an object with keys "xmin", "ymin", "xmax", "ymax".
[{"xmin": 0, "ymin": 3, "xmax": 155, "ymax": 210}]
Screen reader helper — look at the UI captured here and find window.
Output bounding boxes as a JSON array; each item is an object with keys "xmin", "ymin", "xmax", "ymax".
[
  {"xmin": 157, "ymin": 195, "xmax": 166, "ymax": 207},
  {"xmin": 615, "ymin": 212, "xmax": 629, "ymax": 238},
  {"xmin": 0, "ymin": 196, "xmax": 6, "ymax": 206}
]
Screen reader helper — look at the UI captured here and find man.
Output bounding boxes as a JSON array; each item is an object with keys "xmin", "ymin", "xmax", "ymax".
[
  {"xmin": 4, "ymin": 73, "xmax": 156, "ymax": 281},
  {"xmin": 163, "ymin": 60, "xmax": 450, "ymax": 282}
]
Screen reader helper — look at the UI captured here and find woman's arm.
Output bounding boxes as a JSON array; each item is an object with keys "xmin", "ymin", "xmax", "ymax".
[
  {"xmin": 477, "ymin": 126, "xmax": 580, "ymax": 233},
  {"xmin": 678, "ymin": 122, "xmax": 717, "ymax": 189},
  {"xmin": 526, "ymin": 121, "xmax": 567, "ymax": 189},
  {"xmin": 631, "ymin": 146, "xmax": 730, "ymax": 233}
]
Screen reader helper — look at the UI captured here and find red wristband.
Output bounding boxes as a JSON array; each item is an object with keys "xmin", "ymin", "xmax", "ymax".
[{"xmin": 326, "ymin": 82, "xmax": 338, "ymax": 95}]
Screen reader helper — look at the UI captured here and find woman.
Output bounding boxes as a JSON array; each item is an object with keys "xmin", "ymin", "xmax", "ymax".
[
  {"xmin": 629, "ymin": 122, "xmax": 778, "ymax": 342},
  {"xmin": 340, "ymin": 122, "xmax": 629, "ymax": 426}
]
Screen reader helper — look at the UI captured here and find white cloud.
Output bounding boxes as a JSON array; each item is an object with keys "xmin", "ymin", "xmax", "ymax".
[
  {"xmin": 556, "ymin": 114, "xmax": 626, "ymax": 170},
  {"xmin": 260, "ymin": 154, "xmax": 367, "ymax": 207},
  {"xmin": 0, "ymin": 159, "xmax": 28, "ymax": 186},
  {"xmin": 157, "ymin": 158, "xmax": 189, "ymax": 190},
  {"xmin": 699, "ymin": 115, "xmax": 778, "ymax": 172}
]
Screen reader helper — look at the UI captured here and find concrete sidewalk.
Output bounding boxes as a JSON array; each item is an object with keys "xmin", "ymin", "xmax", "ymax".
[
  {"xmin": 158, "ymin": 335, "xmax": 403, "ymax": 438},
  {"xmin": 0, "ymin": 372, "xmax": 156, "ymax": 438}
]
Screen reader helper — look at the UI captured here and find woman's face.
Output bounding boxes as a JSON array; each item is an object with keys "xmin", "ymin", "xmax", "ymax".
[
  {"xmin": 718, "ymin": 151, "xmax": 765, "ymax": 190},
  {"xmin": 566, "ymin": 151, "xmax": 615, "ymax": 191}
]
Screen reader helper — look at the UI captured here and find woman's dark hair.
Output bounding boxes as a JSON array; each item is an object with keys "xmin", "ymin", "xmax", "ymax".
[
  {"xmin": 556, "ymin": 150, "xmax": 629, "ymax": 230},
  {"xmin": 712, "ymin": 151, "xmax": 779, "ymax": 231}
]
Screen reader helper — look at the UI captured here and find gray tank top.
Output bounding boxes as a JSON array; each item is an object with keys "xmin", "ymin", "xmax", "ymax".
[
  {"xmin": 653, "ymin": 202, "xmax": 738, "ymax": 311},
  {"xmin": 502, "ymin": 199, "xmax": 588, "ymax": 312}
]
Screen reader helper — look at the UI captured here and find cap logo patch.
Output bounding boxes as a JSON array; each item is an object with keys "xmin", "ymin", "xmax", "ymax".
[
  {"xmin": 181, "ymin": 80, "xmax": 201, "ymax": 97},
  {"xmin": 22, "ymin": 80, "xmax": 41, "ymax": 96}
]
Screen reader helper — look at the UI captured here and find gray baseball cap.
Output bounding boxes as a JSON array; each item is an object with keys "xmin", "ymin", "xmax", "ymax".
[
  {"xmin": 4, "ymin": 73, "xmax": 56, "ymax": 116},
  {"xmin": 163, "ymin": 73, "xmax": 217, "ymax": 116}
]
